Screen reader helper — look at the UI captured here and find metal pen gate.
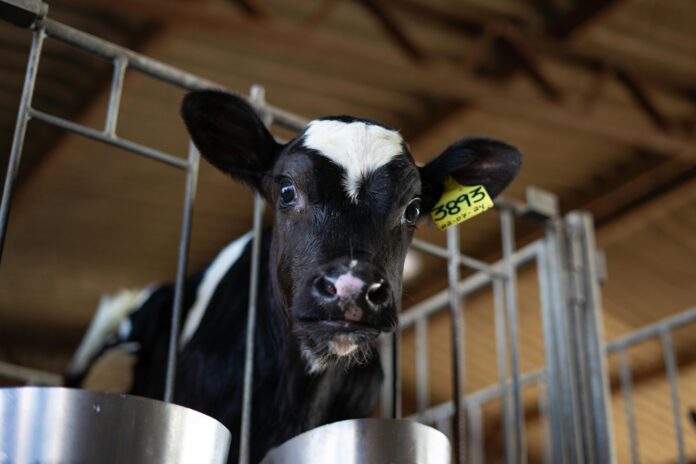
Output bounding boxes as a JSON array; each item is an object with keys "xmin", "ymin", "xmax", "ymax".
[{"xmin": 0, "ymin": 2, "xmax": 693, "ymax": 463}]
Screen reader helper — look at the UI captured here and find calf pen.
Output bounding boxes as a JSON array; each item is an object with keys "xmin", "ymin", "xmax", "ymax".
[{"xmin": 0, "ymin": 2, "xmax": 693, "ymax": 462}]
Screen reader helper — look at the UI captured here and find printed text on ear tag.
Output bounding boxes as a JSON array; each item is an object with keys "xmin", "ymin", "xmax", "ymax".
[{"xmin": 431, "ymin": 178, "xmax": 494, "ymax": 231}]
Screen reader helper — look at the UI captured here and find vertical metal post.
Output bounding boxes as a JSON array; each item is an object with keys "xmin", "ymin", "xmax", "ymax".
[
  {"xmin": 415, "ymin": 318, "xmax": 429, "ymax": 412},
  {"xmin": 543, "ymin": 220, "xmax": 580, "ymax": 463},
  {"xmin": 104, "ymin": 56, "xmax": 127, "ymax": 137},
  {"xmin": 618, "ymin": 350, "xmax": 639, "ymax": 464},
  {"xmin": 163, "ymin": 141, "xmax": 200, "ymax": 403},
  {"xmin": 239, "ymin": 192, "xmax": 264, "ymax": 464},
  {"xmin": 0, "ymin": 27, "xmax": 45, "ymax": 263},
  {"xmin": 468, "ymin": 403, "xmax": 484, "ymax": 464},
  {"xmin": 501, "ymin": 207, "xmax": 526, "ymax": 463},
  {"xmin": 661, "ymin": 329, "xmax": 686, "ymax": 464},
  {"xmin": 493, "ymin": 278, "xmax": 513, "ymax": 463},
  {"xmin": 239, "ymin": 85, "xmax": 269, "ymax": 464},
  {"xmin": 537, "ymin": 237, "xmax": 566, "ymax": 462},
  {"xmin": 379, "ymin": 335, "xmax": 393, "ymax": 418},
  {"xmin": 566, "ymin": 212, "xmax": 615, "ymax": 464},
  {"xmin": 447, "ymin": 225, "xmax": 466, "ymax": 464},
  {"xmin": 391, "ymin": 330, "xmax": 401, "ymax": 419},
  {"xmin": 538, "ymin": 382, "xmax": 553, "ymax": 464}
]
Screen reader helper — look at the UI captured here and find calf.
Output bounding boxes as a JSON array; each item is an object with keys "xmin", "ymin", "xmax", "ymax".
[{"xmin": 66, "ymin": 90, "xmax": 521, "ymax": 463}]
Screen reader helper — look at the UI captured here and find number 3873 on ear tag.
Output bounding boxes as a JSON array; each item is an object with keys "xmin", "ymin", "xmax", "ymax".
[{"xmin": 430, "ymin": 178, "xmax": 494, "ymax": 231}]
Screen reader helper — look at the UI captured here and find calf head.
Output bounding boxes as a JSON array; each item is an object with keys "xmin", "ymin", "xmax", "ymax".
[{"xmin": 182, "ymin": 91, "xmax": 521, "ymax": 372}]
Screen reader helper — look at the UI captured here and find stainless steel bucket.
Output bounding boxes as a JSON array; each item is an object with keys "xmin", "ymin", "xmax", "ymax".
[
  {"xmin": 261, "ymin": 418, "xmax": 450, "ymax": 464},
  {"xmin": 0, "ymin": 387, "xmax": 231, "ymax": 464}
]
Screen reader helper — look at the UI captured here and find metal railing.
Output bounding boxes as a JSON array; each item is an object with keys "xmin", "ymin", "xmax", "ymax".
[
  {"xmin": 2, "ymin": 2, "xmax": 693, "ymax": 464},
  {"xmin": 0, "ymin": 3, "xmax": 305, "ymax": 463},
  {"xmin": 606, "ymin": 307, "xmax": 696, "ymax": 464}
]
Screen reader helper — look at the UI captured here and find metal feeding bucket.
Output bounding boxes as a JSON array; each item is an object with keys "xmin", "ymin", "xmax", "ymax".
[
  {"xmin": 261, "ymin": 418, "xmax": 450, "ymax": 463},
  {"xmin": 0, "ymin": 387, "xmax": 231, "ymax": 464}
]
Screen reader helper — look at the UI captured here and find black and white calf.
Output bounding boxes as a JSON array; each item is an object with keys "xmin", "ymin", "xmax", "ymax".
[{"xmin": 66, "ymin": 90, "xmax": 521, "ymax": 463}]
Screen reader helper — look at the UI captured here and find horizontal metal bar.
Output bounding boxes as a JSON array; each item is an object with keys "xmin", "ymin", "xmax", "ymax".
[
  {"xmin": 407, "ymin": 370, "xmax": 544, "ymax": 425},
  {"xmin": 605, "ymin": 306, "xmax": 696, "ymax": 353},
  {"xmin": 399, "ymin": 240, "xmax": 540, "ymax": 328},
  {"xmin": 411, "ymin": 238, "xmax": 508, "ymax": 279},
  {"xmin": 29, "ymin": 108, "xmax": 190, "ymax": 169},
  {"xmin": 38, "ymin": 18, "xmax": 308, "ymax": 132},
  {"xmin": 0, "ymin": 360, "xmax": 62, "ymax": 385}
]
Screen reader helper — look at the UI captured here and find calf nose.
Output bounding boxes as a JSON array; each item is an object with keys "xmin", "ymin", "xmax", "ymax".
[
  {"xmin": 313, "ymin": 272, "xmax": 367, "ymax": 301},
  {"xmin": 365, "ymin": 280, "xmax": 389, "ymax": 309},
  {"xmin": 312, "ymin": 266, "xmax": 392, "ymax": 318}
]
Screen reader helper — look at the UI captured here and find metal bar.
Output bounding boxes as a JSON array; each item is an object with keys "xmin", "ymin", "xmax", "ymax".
[
  {"xmin": 379, "ymin": 335, "xmax": 393, "ymax": 418},
  {"xmin": 493, "ymin": 278, "xmax": 513, "ymax": 464},
  {"xmin": 39, "ymin": 18, "xmax": 309, "ymax": 132},
  {"xmin": 661, "ymin": 329, "xmax": 686, "ymax": 464},
  {"xmin": 501, "ymin": 208, "xmax": 525, "ymax": 463},
  {"xmin": 537, "ymin": 234, "xmax": 565, "ymax": 462},
  {"xmin": 606, "ymin": 307, "xmax": 696, "ymax": 353},
  {"xmin": 408, "ymin": 370, "xmax": 544, "ymax": 424},
  {"xmin": 468, "ymin": 404, "xmax": 484, "ymax": 464},
  {"xmin": 239, "ymin": 192, "xmax": 264, "ymax": 464},
  {"xmin": 391, "ymin": 330, "xmax": 401, "ymax": 419},
  {"xmin": 399, "ymin": 240, "xmax": 540, "ymax": 328},
  {"xmin": 29, "ymin": 109, "xmax": 189, "ymax": 169},
  {"xmin": 415, "ymin": 318, "xmax": 429, "ymax": 412},
  {"xmin": 0, "ymin": 27, "xmax": 44, "ymax": 263},
  {"xmin": 447, "ymin": 225, "xmax": 466, "ymax": 464},
  {"xmin": 547, "ymin": 219, "xmax": 582, "ymax": 463},
  {"xmin": 567, "ymin": 212, "xmax": 615, "ymax": 463},
  {"xmin": 618, "ymin": 350, "xmax": 639, "ymax": 464},
  {"xmin": 0, "ymin": 360, "xmax": 62, "ymax": 385},
  {"xmin": 539, "ymin": 383, "xmax": 553, "ymax": 464},
  {"xmin": 163, "ymin": 141, "xmax": 199, "ymax": 403},
  {"xmin": 410, "ymin": 238, "xmax": 507, "ymax": 279},
  {"xmin": 105, "ymin": 56, "xmax": 127, "ymax": 137}
]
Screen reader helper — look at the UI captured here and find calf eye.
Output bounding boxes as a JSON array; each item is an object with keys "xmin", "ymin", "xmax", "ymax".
[
  {"xmin": 279, "ymin": 181, "xmax": 296, "ymax": 207},
  {"xmin": 403, "ymin": 198, "xmax": 421, "ymax": 227}
]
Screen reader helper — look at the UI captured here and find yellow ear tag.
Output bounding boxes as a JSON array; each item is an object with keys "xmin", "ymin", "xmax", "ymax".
[{"xmin": 431, "ymin": 178, "xmax": 494, "ymax": 231}]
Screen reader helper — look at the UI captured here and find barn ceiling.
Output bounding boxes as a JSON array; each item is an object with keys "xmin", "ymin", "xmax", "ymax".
[{"xmin": 0, "ymin": 0, "xmax": 694, "ymax": 461}]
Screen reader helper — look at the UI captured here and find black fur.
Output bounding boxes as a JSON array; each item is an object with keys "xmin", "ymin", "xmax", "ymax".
[{"xmin": 70, "ymin": 90, "xmax": 522, "ymax": 463}]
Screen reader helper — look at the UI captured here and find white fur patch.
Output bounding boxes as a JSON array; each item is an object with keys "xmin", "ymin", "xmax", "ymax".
[
  {"xmin": 179, "ymin": 231, "xmax": 254, "ymax": 349},
  {"xmin": 68, "ymin": 287, "xmax": 153, "ymax": 376},
  {"xmin": 303, "ymin": 119, "xmax": 403, "ymax": 202},
  {"xmin": 329, "ymin": 334, "xmax": 358, "ymax": 357}
]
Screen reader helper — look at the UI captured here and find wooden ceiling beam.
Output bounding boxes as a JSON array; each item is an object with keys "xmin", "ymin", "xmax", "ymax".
[
  {"xmin": 56, "ymin": 0, "xmax": 696, "ymax": 159},
  {"xmin": 615, "ymin": 69, "xmax": 672, "ymax": 131},
  {"xmin": 230, "ymin": 0, "xmax": 270, "ymax": 19},
  {"xmin": 546, "ymin": 0, "xmax": 628, "ymax": 39},
  {"xmin": 355, "ymin": 0, "xmax": 428, "ymax": 63},
  {"xmin": 391, "ymin": 0, "xmax": 696, "ymax": 100}
]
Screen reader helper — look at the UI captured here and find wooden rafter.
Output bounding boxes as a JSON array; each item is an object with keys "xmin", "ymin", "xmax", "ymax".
[
  {"xmin": 355, "ymin": 0, "xmax": 427, "ymax": 63},
  {"xmin": 58, "ymin": 0, "xmax": 696, "ymax": 160},
  {"xmin": 230, "ymin": 0, "xmax": 270, "ymax": 19},
  {"xmin": 616, "ymin": 70, "xmax": 672, "ymax": 131},
  {"xmin": 546, "ymin": 0, "xmax": 628, "ymax": 39}
]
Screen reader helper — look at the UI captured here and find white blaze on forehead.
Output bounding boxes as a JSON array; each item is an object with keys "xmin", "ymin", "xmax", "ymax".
[{"xmin": 303, "ymin": 119, "xmax": 404, "ymax": 202}]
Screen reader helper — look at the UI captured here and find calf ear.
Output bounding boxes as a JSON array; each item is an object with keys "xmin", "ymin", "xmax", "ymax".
[
  {"xmin": 418, "ymin": 137, "xmax": 522, "ymax": 213},
  {"xmin": 181, "ymin": 90, "xmax": 281, "ymax": 190}
]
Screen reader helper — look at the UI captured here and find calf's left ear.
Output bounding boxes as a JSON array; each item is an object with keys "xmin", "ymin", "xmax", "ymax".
[
  {"xmin": 181, "ymin": 90, "xmax": 281, "ymax": 191},
  {"xmin": 419, "ymin": 137, "xmax": 522, "ymax": 213}
]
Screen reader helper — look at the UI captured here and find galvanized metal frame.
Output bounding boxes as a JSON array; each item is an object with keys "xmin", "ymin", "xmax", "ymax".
[
  {"xmin": 0, "ymin": 6, "xmax": 306, "ymax": 462},
  {"xmin": 2, "ymin": 4, "xmax": 693, "ymax": 464}
]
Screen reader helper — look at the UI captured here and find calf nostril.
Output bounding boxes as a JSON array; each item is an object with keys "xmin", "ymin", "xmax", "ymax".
[
  {"xmin": 365, "ymin": 281, "xmax": 389, "ymax": 308},
  {"xmin": 314, "ymin": 275, "xmax": 337, "ymax": 300}
]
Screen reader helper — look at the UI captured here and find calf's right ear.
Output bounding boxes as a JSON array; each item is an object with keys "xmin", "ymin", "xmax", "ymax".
[{"xmin": 181, "ymin": 90, "xmax": 281, "ymax": 191}]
